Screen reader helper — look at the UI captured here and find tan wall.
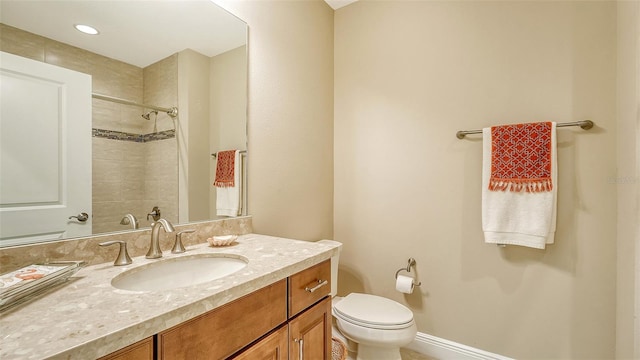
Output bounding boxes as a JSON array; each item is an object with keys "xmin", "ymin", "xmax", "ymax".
[
  {"xmin": 214, "ymin": 0, "xmax": 334, "ymax": 240},
  {"xmin": 616, "ymin": 1, "xmax": 639, "ymax": 358},
  {"xmin": 211, "ymin": 45, "xmax": 248, "ymax": 151},
  {"xmin": 177, "ymin": 49, "xmax": 211, "ymax": 222},
  {"xmin": 334, "ymin": 1, "xmax": 616, "ymax": 359},
  {"xmin": 209, "ymin": 45, "xmax": 248, "ymax": 217}
]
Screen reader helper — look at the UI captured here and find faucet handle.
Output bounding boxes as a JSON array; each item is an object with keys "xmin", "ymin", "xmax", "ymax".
[
  {"xmin": 172, "ymin": 229, "xmax": 195, "ymax": 254},
  {"xmin": 99, "ymin": 241, "xmax": 133, "ymax": 266},
  {"xmin": 147, "ymin": 206, "xmax": 161, "ymax": 221}
]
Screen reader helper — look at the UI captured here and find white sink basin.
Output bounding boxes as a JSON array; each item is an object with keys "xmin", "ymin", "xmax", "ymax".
[{"xmin": 111, "ymin": 254, "xmax": 248, "ymax": 292}]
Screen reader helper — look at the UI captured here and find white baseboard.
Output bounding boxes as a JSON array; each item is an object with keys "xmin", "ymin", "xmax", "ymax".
[{"xmin": 404, "ymin": 332, "xmax": 514, "ymax": 360}]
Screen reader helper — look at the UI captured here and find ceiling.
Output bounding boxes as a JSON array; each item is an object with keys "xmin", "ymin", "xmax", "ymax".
[
  {"xmin": 0, "ymin": 0, "xmax": 247, "ymax": 68},
  {"xmin": 324, "ymin": 0, "xmax": 358, "ymax": 10}
]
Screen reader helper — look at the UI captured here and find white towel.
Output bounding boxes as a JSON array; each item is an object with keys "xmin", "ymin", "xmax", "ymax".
[
  {"xmin": 216, "ymin": 150, "xmax": 242, "ymax": 217},
  {"xmin": 481, "ymin": 123, "xmax": 557, "ymax": 249}
]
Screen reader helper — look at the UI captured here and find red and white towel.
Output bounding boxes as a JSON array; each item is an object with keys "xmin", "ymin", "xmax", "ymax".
[
  {"xmin": 214, "ymin": 150, "xmax": 237, "ymax": 188},
  {"xmin": 482, "ymin": 122, "xmax": 557, "ymax": 249},
  {"xmin": 214, "ymin": 150, "xmax": 242, "ymax": 217}
]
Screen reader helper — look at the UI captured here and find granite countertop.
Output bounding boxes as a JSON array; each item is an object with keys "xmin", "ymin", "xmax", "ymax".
[{"xmin": 0, "ymin": 234, "xmax": 341, "ymax": 359}]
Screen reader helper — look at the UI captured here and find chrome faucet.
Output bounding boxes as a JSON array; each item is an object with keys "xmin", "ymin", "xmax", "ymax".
[
  {"xmin": 146, "ymin": 218, "xmax": 175, "ymax": 259},
  {"xmin": 120, "ymin": 214, "xmax": 139, "ymax": 229}
]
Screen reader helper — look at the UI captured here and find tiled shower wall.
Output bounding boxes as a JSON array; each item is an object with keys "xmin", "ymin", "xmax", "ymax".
[
  {"xmin": 142, "ymin": 56, "xmax": 179, "ymax": 228},
  {"xmin": 0, "ymin": 24, "xmax": 179, "ymax": 235}
]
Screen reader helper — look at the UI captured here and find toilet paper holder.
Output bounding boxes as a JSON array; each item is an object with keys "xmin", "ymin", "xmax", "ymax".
[{"xmin": 394, "ymin": 258, "xmax": 421, "ymax": 286}]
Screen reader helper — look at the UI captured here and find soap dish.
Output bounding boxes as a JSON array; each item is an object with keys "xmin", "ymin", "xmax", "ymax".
[{"xmin": 207, "ymin": 235, "xmax": 238, "ymax": 247}]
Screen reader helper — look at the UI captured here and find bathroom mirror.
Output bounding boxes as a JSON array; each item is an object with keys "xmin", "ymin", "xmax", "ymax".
[{"xmin": 0, "ymin": 0, "xmax": 248, "ymax": 247}]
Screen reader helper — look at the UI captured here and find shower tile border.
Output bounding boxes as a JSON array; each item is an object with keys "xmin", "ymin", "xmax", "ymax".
[{"xmin": 92, "ymin": 128, "xmax": 175, "ymax": 143}]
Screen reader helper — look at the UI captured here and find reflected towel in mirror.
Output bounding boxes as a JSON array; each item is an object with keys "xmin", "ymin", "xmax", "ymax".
[{"xmin": 215, "ymin": 150, "xmax": 241, "ymax": 216}]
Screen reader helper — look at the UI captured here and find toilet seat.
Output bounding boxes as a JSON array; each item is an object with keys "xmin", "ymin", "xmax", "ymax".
[{"xmin": 332, "ymin": 293, "xmax": 414, "ymax": 330}]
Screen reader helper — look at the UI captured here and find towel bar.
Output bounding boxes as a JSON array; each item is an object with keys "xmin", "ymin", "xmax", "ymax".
[
  {"xmin": 456, "ymin": 120, "xmax": 594, "ymax": 139},
  {"xmin": 211, "ymin": 150, "xmax": 247, "ymax": 158}
]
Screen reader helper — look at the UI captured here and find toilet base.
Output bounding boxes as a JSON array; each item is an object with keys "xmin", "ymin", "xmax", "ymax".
[
  {"xmin": 333, "ymin": 323, "xmax": 404, "ymax": 360},
  {"xmin": 332, "ymin": 323, "xmax": 356, "ymax": 353},
  {"xmin": 356, "ymin": 344, "xmax": 401, "ymax": 360}
]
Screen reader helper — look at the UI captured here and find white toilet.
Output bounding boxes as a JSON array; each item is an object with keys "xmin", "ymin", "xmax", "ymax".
[{"xmin": 326, "ymin": 244, "xmax": 417, "ymax": 360}]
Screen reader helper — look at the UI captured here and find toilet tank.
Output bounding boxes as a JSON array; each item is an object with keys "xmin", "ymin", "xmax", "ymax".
[{"xmin": 316, "ymin": 240, "xmax": 341, "ymax": 297}]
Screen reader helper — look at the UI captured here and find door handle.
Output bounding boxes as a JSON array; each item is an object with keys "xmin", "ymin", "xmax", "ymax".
[{"xmin": 68, "ymin": 212, "xmax": 89, "ymax": 222}]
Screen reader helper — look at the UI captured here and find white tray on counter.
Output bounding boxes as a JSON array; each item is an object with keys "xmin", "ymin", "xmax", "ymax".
[{"xmin": 0, "ymin": 261, "xmax": 86, "ymax": 311}]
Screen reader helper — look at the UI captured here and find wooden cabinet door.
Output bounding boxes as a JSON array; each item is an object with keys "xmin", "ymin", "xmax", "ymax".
[
  {"xmin": 231, "ymin": 325, "xmax": 288, "ymax": 360},
  {"xmin": 158, "ymin": 279, "xmax": 287, "ymax": 360},
  {"xmin": 288, "ymin": 297, "xmax": 332, "ymax": 360},
  {"xmin": 97, "ymin": 337, "xmax": 153, "ymax": 360}
]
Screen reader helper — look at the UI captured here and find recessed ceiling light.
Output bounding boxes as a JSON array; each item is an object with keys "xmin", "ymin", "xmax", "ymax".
[{"xmin": 74, "ymin": 24, "xmax": 99, "ymax": 35}]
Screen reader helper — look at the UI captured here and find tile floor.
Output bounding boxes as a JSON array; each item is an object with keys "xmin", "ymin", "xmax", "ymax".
[
  {"xmin": 342, "ymin": 348, "xmax": 435, "ymax": 360},
  {"xmin": 400, "ymin": 348, "xmax": 437, "ymax": 360}
]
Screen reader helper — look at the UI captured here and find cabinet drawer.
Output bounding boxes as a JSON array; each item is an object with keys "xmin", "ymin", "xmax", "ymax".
[
  {"xmin": 158, "ymin": 279, "xmax": 287, "ymax": 360},
  {"xmin": 288, "ymin": 260, "xmax": 331, "ymax": 317},
  {"xmin": 230, "ymin": 324, "xmax": 289, "ymax": 359},
  {"xmin": 98, "ymin": 337, "xmax": 153, "ymax": 360}
]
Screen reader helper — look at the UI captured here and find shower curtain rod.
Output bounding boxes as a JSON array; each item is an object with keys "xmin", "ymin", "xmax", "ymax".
[
  {"xmin": 91, "ymin": 93, "xmax": 178, "ymax": 118},
  {"xmin": 455, "ymin": 120, "xmax": 594, "ymax": 139}
]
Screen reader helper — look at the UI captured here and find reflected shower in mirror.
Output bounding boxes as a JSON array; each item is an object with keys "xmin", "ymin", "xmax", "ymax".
[{"xmin": 0, "ymin": 0, "xmax": 248, "ymax": 247}]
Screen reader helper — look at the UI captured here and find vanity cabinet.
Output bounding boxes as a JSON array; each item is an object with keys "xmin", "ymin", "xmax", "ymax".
[
  {"xmin": 97, "ymin": 337, "xmax": 153, "ymax": 360},
  {"xmin": 231, "ymin": 259, "xmax": 332, "ymax": 360},
  {"xmin": 108, "ymin": 260, "xmax": 332, "ymax": 360},
  {"xmin": 231, "ymin": 297, "xmax": 332, "ymax": 360},
  {"xmin": 231, "ymin": 325, "xmax": 289, "ymax": 360},
  {"xmin": 157, "ymin": 279, "xmax": 287, "ymax": 359}
]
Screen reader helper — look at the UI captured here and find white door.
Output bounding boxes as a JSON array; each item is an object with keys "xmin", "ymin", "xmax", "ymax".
[{"xmin": 0, "ymin": 51, "xmax": 92, "ymax": 247}]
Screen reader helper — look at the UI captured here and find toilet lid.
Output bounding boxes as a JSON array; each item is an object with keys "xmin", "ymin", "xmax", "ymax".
[{"xmin": 333, "ymin": 293, "xmax": 414, "ymax": 330}]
